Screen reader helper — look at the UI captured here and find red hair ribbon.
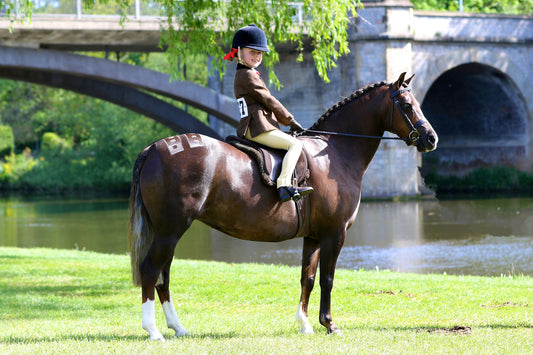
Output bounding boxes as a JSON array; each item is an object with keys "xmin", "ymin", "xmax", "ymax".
[{"xmin": 223, "ymin": 48, "xmax": 238, "ymax": 61}]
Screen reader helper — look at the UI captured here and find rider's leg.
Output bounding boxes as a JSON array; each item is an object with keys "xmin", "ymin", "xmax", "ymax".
[{"xmin": 246, "ymin": 129, "xmax": 313, "ymax": 201}]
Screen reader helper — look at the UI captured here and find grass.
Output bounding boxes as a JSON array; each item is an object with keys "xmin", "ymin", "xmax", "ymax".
[{"xmin": 0, "ymin": 247, "xmax": 531, "ymax": 354}]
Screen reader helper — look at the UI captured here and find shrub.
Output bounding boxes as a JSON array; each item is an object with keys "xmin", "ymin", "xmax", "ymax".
[
  {"xmin": 41, "ymin": 132, "xmax": 71, "ymax": 153},
  {"xmin": 424, "ymin": 166, "xmax": 533, "ymax": 195},
  {"xmin": 0, "ymin": 148, "xmax": 37, "ymax": 188},
  {"xmin": 0, "ymin": 125, "xmax": 14, "ymax": 158}
]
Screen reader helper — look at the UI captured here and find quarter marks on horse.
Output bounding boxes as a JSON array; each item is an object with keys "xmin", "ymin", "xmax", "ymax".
[{"xmin": 164, "ymin": 134, "xmax": 204, "ymax": 155}]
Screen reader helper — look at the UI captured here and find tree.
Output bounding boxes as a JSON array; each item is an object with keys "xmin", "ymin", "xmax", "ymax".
[
  {"xmin": 410, "ymin": 0, "xmax": 533, "ymax": 13},
  {"xmin": 155, "ymin": 0, "xmax": 361, "ymax": 86},
  {"xmin": 0, "ymin": 0, "xmax": 33, "ymax": 21}
]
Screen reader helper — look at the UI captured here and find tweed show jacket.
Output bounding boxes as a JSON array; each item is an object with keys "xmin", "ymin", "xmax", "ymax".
[{"xmin": 234, "ymin": 64, "xmax": 295, "ymax": 138}]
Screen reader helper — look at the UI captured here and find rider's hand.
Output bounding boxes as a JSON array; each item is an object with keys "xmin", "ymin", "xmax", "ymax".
[{"xmin": 289, "ymin": 121, "xmax": 304, "ymax": 133}]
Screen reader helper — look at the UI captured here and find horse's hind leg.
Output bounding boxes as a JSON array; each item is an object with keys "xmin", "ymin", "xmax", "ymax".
[
  {"xmin": 141, "ymin": 233, "xmax": 188, "ymax": 340},
  {"xmin": 296, "ymin": 237, "xmax": 320, "ymax": 334},
  {"xmin": 156, "ymin": 260, "xmax": 189, "ymax": 336}
]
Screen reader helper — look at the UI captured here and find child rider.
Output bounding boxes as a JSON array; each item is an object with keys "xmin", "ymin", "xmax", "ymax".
[{"xmin": 223, "ymin": 24, "xmax": 313, "ymax": 203}]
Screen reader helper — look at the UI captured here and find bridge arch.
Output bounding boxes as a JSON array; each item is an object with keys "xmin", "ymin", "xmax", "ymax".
[
  {"xmin": 414, "ymin": 49, "xmax": 530, "ymax": 105},
  {"xmin": 0, "ymin": 46, "xmax": 240, "ymax": 139},
  {"xmin": 420, "ymin": 61, "xmax": 530, "ymax": 175}
]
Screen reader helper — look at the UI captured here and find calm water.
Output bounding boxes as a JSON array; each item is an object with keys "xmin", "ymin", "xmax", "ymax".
[{"xmin": 1, "ymin": 196, "xmax": 532, "ymax": 276}]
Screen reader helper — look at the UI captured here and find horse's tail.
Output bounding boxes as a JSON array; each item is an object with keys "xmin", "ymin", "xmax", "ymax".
[{"xmin": 128, "ymin": 144, "xmax": 155, "ymax": 287}]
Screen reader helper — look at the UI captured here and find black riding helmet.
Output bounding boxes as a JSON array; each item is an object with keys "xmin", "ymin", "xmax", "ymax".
[{"xmin": 232, "ymin": 24, "xmax": 270, "ymax": 52}]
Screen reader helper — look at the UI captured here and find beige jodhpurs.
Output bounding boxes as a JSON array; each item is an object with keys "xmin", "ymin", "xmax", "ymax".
[{"xmin": 245, "ymin": 129, "xmax": 302, "ymax": 188}]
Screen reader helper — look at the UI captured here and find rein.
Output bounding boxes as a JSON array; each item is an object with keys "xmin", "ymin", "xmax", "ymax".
[
  {"xmin": 300, "ymin": 85, "xmax": 425, "ymax": 143},
  {"xmin": 302, "ymin": 129, "xmax": 408, "ymax": 141}
]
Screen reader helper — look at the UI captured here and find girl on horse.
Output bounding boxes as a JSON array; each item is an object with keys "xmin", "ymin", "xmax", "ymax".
[{"xmin": 223, "ymin": 24, "xmax": 313, "ymax": 203}]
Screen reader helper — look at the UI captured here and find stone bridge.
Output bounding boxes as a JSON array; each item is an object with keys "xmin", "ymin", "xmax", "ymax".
[{"xmin": 0, "ymin": 0, "xmax": 531, "ymax": 197}]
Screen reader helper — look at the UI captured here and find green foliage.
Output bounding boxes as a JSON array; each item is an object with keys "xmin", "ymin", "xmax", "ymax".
[
  {"xmin": 0, "ymin": 51, "xmax": 183, "ymax": 193},
  {"xmin": 0, "ymin": 125, "xmax": 14, "ymax": 158},
  {"xmin": 41, "ymin": 132, "xmax": 71, "ymax": 153},
  {"xmin": 410, "ymin": 0, "xmax": 533, "ymax": 14},
  {"xmin": 0, "ymin": 80, "xmax": 54, "ymax": 149},
  {"xmin": 0, "ymin": 74, "xmax": 174, "ymax": 193},
  {"xmin": 0, "ymin": 148, "xmax": 37, "ymax": 187},
  {"xmin": 424, "ymin": 166, "xmax": 533, "ymax": 194},
  {"xmin": 157, "ymin": 0, "xmax": 361, "ymax": 87},
  {"xmin": 0, "ymin": 0, "xmax": 33, "ymax": 21}
]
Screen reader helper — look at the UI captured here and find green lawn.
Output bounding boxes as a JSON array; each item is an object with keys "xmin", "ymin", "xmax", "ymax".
[{"xmin": 0, "ymin": 247, "xmax": 531, "ymax": 354}]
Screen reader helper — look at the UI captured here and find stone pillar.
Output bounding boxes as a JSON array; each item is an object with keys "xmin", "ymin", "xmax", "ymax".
[{"xmin": 351, "ymin": 0, "xmax": 424, "ymax": 198}]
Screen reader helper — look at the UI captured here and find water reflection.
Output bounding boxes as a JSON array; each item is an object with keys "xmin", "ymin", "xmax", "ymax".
[
  {"xmin": 1, "ymin": 196, "xmax": 532, "ymax": 276},
  {"xmin": 0, "ymin": 197, "xmax": 128, "ymax": 253}
]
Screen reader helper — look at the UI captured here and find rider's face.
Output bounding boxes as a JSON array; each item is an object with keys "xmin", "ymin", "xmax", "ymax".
[{"xmin": 240, "ymin": 47, "xmax": 264, "ymax": 69}]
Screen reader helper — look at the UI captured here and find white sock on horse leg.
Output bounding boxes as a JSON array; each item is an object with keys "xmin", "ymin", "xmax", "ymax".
[
  {"xmin": 162, "ymin": 298, "xmax": 189, "ymax": 336},
  {"xmin": 142, "ymin": 299, "xmax": 165, "ymax": 341},
  {"xmin": 296, "ymin": 302, "xmax": 314, "ymax": 334}
]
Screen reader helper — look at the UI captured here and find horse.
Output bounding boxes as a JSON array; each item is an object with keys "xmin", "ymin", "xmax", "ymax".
[{"xmin": 128, "ymin": 72, "xmax": 438, "ymax": 340}]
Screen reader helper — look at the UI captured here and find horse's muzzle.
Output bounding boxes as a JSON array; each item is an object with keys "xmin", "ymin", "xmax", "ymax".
[{"xmin": 415, "ymin": 126, "xmax": 438, "ymax": 153}]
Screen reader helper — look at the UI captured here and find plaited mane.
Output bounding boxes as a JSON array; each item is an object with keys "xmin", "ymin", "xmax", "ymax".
[{"xmin": 307, "ymin": 81, "xmax": 388, "ymax": 131}]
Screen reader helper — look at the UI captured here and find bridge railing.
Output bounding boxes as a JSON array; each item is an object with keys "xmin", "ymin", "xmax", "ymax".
[{"xmin": 11, "ymin": 0, "xmax": 305, "ymax": 22}]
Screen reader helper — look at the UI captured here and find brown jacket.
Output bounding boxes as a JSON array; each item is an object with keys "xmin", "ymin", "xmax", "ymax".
[{"xmin": 234, "ymin": 64, "xmax": 294, "ymax": 138}]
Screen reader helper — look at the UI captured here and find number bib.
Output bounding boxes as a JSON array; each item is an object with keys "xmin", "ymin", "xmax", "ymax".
[{"xmin": 237, "ymin": 97, "xmax": 248, "ymax": 118}]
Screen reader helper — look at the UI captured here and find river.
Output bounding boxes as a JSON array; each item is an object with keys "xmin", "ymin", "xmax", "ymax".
[{"xmin": 1, "ymin": 195, "xmax": 532, "ymax": 276}]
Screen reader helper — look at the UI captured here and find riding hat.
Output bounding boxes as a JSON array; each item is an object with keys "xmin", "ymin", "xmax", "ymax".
[{"xmin": 224, "ymin": 24, "xmax": 269, "ymax": 60}]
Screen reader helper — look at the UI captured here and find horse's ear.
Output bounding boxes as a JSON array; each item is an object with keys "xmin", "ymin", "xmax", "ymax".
[
  {"xmin": 404, "ymin": 73, "xmax": 415, "ymax": 86},
  {"xmin": 394, "ymin": 72, "xmax": 407, "ymax": 89}
]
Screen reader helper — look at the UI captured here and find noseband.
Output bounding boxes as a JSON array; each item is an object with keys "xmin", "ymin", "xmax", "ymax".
[{"xmin": 389, "ymin": 86, "xmax": 427, "ymax": 143}]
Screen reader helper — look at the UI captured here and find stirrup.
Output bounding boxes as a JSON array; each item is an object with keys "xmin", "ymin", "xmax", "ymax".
[
  {"xmin": 278, "ymin": 186, "xmax": 313, "ymax": 203},
  {"xmin": 278, "ymin": 186, "xmax": 297, "ymax": 202},
  {"xmin": 296, "ymin": 186, "xmax": 314, "ymax": 197}
]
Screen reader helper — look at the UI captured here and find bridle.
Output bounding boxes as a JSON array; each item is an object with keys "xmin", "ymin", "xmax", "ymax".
[
  {"xmin": 301, "ymin": 84, "xmax": 426, "ymax": 144},
  {"xmin": 389, "ymin": 85, "xmax": 427, "ymax": 143}
]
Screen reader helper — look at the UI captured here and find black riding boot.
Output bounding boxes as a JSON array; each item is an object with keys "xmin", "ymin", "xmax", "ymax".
[{"xmin": 278, "ymin": 186, "xmax": 314, "ymax": 203}]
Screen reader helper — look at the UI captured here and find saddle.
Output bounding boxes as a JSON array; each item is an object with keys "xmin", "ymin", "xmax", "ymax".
[{"xmin": 225, "ymin": 135, "xmax": 310, "ymax": 188}]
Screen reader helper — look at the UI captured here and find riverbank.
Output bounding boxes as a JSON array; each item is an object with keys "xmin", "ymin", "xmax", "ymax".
[
  {"xmin": 2, "ymin": 197, "xmax": 533, "ymax": 276},
  {"xmin": 1, "ymin": 247, "xmax": 531, "ymax": 354},
  {"xmin": 423, "ymin": 166, "xmax": 533, "ymax": 196}
]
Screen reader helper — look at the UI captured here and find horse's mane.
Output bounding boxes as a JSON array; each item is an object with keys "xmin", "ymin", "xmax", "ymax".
[{"xmin": 307, "ymin": 80, "xmax": 388, "ymax": 131}]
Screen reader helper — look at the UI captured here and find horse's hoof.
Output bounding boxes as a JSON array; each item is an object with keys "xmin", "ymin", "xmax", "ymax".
[
  {"xmin": 327, "ymin": 327, "xmax": 343, "ymax": 336},
  {"xmin": 174, "ymin": 328, "xmax": 190, "ymax": 337},
  {"xmin": 149, "ymin": 332, "xmax": 166, "ymax": 341},
  {"xmin": 299, "ymin": 326, "xmax": 314, "ymax": 335}
]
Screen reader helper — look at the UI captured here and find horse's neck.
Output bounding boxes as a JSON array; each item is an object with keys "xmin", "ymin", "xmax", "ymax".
[
  {"xmin": 331, "ymin": 131, "xmax": 382, "ymax": 174},
  {"xmin": 316, "ymin": 96, "xmax": 386, "ymax": 171}
]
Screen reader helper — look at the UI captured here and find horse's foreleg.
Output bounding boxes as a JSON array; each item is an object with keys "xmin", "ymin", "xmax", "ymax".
[
  {"xmin": 156, "ymin": 262, "xmax": 189, "ymax": 337},
  {"xmin": 296, "ymin": 237, "xmax": 320, "ymax": 334},
  {"xmin": 318, "ymin": 232, "xmax": 346, "ymax": 335}
]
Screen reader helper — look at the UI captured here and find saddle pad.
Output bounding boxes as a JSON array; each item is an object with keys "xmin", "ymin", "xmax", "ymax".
[{"xmin": 225, "ymin": 135, "xmax": 309, "ymax": 187}]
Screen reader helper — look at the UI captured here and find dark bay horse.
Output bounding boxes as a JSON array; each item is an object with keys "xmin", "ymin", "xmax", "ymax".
[{"xmin": 128, "ymin": 72, "xmax": 438, "ymax": 340}]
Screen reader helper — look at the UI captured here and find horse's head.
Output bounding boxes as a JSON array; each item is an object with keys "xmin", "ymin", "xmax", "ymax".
[{"xmin": 388, "ymin": 72, "xmax": 438, "ymax": 152}]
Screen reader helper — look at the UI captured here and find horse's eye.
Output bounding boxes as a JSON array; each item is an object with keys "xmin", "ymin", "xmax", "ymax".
[{"xmin": 403, "ymin": 103, "xmax": 413, "ymax": 115}]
